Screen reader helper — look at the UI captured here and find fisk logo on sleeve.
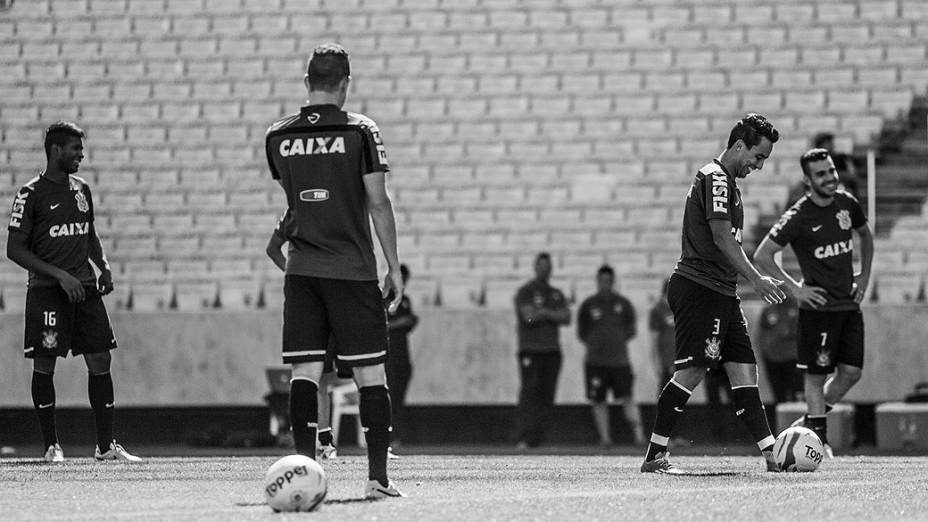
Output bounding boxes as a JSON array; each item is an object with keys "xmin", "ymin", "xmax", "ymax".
[
  {"xmin": 711, "ymin": 173, "xmax": 728, "ymax": 213},
  {"xmin": 9, "ymin": 190, "xmax": 28, "ymax": 228}
]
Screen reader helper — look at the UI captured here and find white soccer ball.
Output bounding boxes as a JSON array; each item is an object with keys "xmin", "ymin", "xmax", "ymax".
[
  {"xmin": 773, "ymin": 426, "xmax": 825, "ymax": 472},
  {"xmin": 264, "ymin": 455, "xmax": 327, "ymax": 512}
]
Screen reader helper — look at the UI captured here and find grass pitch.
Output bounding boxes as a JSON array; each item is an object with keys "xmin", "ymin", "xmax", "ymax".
[{"xmin": 1, "ymin": 450, "xmax": 926, "ymax": 521}]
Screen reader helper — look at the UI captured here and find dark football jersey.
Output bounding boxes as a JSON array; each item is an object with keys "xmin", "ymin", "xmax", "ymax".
[
  {"xmin": 674, "ymin": 160, "xmax": 744, "ymax": 296},
  {"xmin": 766, "ymin": 190, "xmax": 866, "ymax": 311},
  {"xmin": 273, "ymin": 207, "xmax": 294, "ymax": 241},
  {"xmin": 577, "ymin": 292, "xmax": 636, "ymax": 367},
  {"xmin": 7, "ymin": 174, "xmax": 97, "ymax": 287},
  {"xmin": 515, "ymin": 279, "xmax": 568, "ymax": 354},
  {"xmin": 265, "ymin": 104, "xmax": 389, "ymax": 282}
]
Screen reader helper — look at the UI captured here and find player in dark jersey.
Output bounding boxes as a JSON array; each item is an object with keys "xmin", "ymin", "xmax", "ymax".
[
  {"xmin": 264, "ymin": 43, "xmax": 404, "ymax": 499},
  {"xmin": 6, "ymin": 121, "xmax": 140, "ymax": 463},
  {"xmin": 577, "ymin": 265, "xmax": 643, "ymax": 446},
  {"xmin": 386, "ymin": 264, "xmax": 418, "ymax": 452},
  {"xmin": 641, "ymin": 114, "xmax": 787, "ymax": 474},
  {"xmin": 754, "ymin": 148, "xmax": 874, "ymax": 456}
]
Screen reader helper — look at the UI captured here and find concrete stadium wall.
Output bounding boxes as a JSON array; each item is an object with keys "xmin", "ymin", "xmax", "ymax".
[{"xmin": 0, "ymin": 305, "xmax": 925, "ymax": 407}]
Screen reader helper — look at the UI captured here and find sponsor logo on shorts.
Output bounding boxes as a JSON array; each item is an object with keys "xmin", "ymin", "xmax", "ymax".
[
  {"xmin": 42, "ymin": 330, "xmax": 58, "ymax": 350},
  {"xmin": 816, "ymin": 348, "xmax": 831, "ymax": 367},
  {"xmin": 49, "ymin": 222, "xmax": 89, "ymax": 237},
  {"xmin": 704, "ymin": 336, "xmax": 721, "ymax": 360},
  {"xmin": 279, "ymin": 136, "xmax": 346, "ymax": 157},
  {"xmin": 814, "ymin": 240, "xmax": 852, "ymax": 259},
  {"xmin": 299, "ymin": 189, "xmax": 329, "ymax": 202}
]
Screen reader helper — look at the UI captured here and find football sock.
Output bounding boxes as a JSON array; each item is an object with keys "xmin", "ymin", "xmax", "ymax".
[
  {"xmin": 645, "ymin": 379, "xmax": 692, "ymax": 462},
  {"xmin": 88, "ymin": 372, "xmax": 115, "ymax": 453},
  {"xmin": 32, "ymin": 371, "xmax": 58, "ymax": 449},
  {"xmin": 806, "ymin": 414, "xmax": 829, "ymax": 445},
  {"xmin": 731, "ymin": 385, "xmax": 776, "ymax": 452},
  {"xmin": 359, "ymin": 385, "xmax": 392, "ymax": 485},
  {"xmin": 289, "ymin": 378, "xmax": 319, "ymax": 458},
  {"xmin": 318, "ymin": 428, "xmax": 334, "ymax": 447}
]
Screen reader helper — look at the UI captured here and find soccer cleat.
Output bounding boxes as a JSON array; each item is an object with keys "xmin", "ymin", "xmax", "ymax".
[
  {"xmin": 640, "ymin": 452, "xmax": 684, "ymax": 474},
  {"xmin": 365, "ymin": 479, "xmax": 406, "ymax": 499},
  {"xmin": 44, "ymin": 443, "xmax": 64, "ymax": 463},
  {"xmin": 823, "ymin": 443, "xmax": 834, "ymax": 459},
  {"xmin": 317, "ymin": 443, "xmax": 338, "ymax": 460},
  {"xmin": 387, "ymin": 446, "xmax": 400, "ymax": 460},
  {"xmin": 94, "ymin": 441, "xmax": 142, "ymax": 462}
]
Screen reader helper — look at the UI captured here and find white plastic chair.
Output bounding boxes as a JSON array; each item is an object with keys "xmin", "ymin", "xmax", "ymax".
[{"xmin": 329, "ymin": 383, "xmax": 366, "ymax": 448}]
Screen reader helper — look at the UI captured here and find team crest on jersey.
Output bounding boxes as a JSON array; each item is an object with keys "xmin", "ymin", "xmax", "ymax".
[
  {"xmin": 75, "ymin": 190, "xmax": 89, "ymax": 212},
  {"xmin": 836, "ymin": 209, "xmax": 852, "ymax": 230},
  {"xmin": 533, "ymin": 293, "xmax": 544, "ymax": 307},
  {"xmin": 613, "ymin": 304, "xmax": 623, "ymax": 314},
  {"xmin": 816, "ymin": 348, "xmax": 831, "ymax": 367},
  {"xmin": 42, "ymin": 330, "xmax": 58, "ymax": 350},
  {"xmin": 307, "ymin": 113, "xmax": 320, "ymax": 124},
  {"xmin": 704, "ymin": 336, "xmax": 721, "ymax": 360},
  {"xmin": 590, "ymin": 308, "xmax": 602, "ymax": 320}
]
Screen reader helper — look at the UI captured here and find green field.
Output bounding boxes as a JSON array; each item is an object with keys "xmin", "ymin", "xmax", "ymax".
[{"xmin": 2, "ymin": 451, "xmax": 927, "ymax": 521}]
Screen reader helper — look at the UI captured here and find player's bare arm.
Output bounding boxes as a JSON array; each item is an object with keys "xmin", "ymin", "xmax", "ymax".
[
  {"xmin": 265, "ymin": 233, "xmax": 287, "ymax": 272},
  {"xmin": 754, "ymin": 236, "xmax": 827, "ymax": 308},
  {"xmin": 87, "ymin": 223, "xmax": 113, "ymax": 295},
  {"xmin": 853, "ymin": 222, "xmax": 874, "ymax": 303},
  {"xmin": 362, "ymin": 170, "xmax": 403, "ymax": 312},
  {"xmin": 7, "ymin": 229, "xmax": 85, "ymax": 303},
  {"xmin": 708, "ymin": 218, "xmax": 785, "ymax": 304}
]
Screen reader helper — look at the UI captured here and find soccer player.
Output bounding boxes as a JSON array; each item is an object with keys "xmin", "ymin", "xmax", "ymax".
[
  {"xmin": 514, "ymin": 252, "xmax": 571, "ymax": 448},
  {"xmin": 753, "ymin": 148, "xmax": 873, "ymax": 456},
  {"xmin": 640, "ymin": 114, "xmax": 786, "ymax": 474},
  {"xmin": 648, "ymin": 279, "xmax": 675, "ymax": 397},
  {"xmin": 576, "ymin": 265, "xmax": 644, "ymax": 446},
  {"xmin": 6, "ymin": 121, "xmax": 140, "ymax": 463},
  {"xmin": 265, "ymin": 208, "xmax": 341, "ymax": 459},
  {"xmin": 265, "ymin": 43, "xmax": 404, "ymax": 498},
  {"xmin": 386, "ymin": 264, "xmax": 418, "ymax": 451}
]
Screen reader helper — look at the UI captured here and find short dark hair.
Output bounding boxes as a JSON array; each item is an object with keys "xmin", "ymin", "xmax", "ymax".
[
  {"xmin": 306, "ymin": 43, "xmax": 350, "ymax": 91},
  {"xmin": 597, "ymin": 264, "xmax": 614, "ymax": 278},
  {"xmin": 535, "ymin": 252, "xmax": 551, "ymax": 263},
  {"xmin": 44, "ymin": 120, "xmax": 84, "ymax": 158},
  {"xmin": 812, "ymin": 132, "xmax": 834, "ymax": 149},
  {"xmin": 799, "ymin": 148, "xmax": 832, "ymax": 177},
  {"xmin": 727, "ymin": 113, "xmax": 779, "ymax": 149}
]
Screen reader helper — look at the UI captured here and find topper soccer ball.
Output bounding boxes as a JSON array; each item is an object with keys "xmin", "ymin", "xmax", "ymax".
[
  {"xmin": 773, "ymin": 426, "xmax": 825, "ymax": 472},
  {"xmin": 264, "ymin": 455, "xmax": 327, "ymax": 512}
]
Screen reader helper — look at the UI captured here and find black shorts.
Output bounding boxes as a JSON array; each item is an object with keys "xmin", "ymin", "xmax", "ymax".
[
  {"xmin": 796, "ymin": 309, "xmax": 864, "ymax": 375},
  {"xmin": 322, "ymin": 336, "xmax": 354, "ymax": 379},
  {"xmin": 668, "ymin": 274, "xmax": 756, "ymax": 370},
  {"xmin": 282, "ymin": 275, "xmax": 387, "ymax": 368},
  {"xmin": 585, "ymin": 364, "xmax": 633, "ymax": 402},
  {"xmin": 23, "ymin": 285, "xmax": 117, "ymax": 359}
]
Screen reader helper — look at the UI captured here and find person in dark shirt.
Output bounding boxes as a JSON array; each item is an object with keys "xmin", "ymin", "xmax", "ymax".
[
  {"xmin": 648, "ymin": 279, "xmax": 675, "ymax": 397},
  {"xmin": 754, "ymin": 148, "xmax": 874, "ymax": 456},
  {"xmin": 641, "ymin": 114, "xmax": 787, "ymax": 474},
  {"xmin": 755, "ymin": 297, "xmax": 802, "ymax": 405},
  {"xmin": 513, "ymin": 252, "xmax": 570, "ymax": 448},
  {"xmin": 7, "ymin": 121, "xmax": 140, "ymax": 463},
  {"xmin": 577, "ymin": 265, "xmax": 643, "ymax": 446},
  {"xmin": 265, "ymin": 43, "xmax": 403, "ymax": 498},
  {"xmin": 386, "ymin": 264, "xmax": 418, "ymax": 450}
]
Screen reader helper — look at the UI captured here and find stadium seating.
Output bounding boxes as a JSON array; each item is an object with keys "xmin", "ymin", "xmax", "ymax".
[{"xmin": 2, "ymin": 0, "xmax": 928, "ymax": 309}]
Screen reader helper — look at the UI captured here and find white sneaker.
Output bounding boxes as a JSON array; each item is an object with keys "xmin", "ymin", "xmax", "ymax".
[
  {"xmin": 44, "ymin": 443, "xmax": 64, "ymax": 463},
  {"xmin": 364, "ymin": 479, "xmax": 406, "ymax": 499},
  {"xmin": 94, "ymin": 441, "xmax": 142, "ymax": 462},
  {"xmin": 387, "ymin": 446, "xmax": 400, "ymax": 460},
  {"xmin": 317, "ymin": 443, "xmax": 338, "ymax": 459}
]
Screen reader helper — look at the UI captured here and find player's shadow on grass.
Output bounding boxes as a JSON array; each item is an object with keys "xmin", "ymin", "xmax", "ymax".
[
  {"xmin": 235, "ymin": 499, "xmax": 380, "ymax": 508},
  {"xmin": 673, "ymin": 471, "xmax": 744, "ymax": 477}
]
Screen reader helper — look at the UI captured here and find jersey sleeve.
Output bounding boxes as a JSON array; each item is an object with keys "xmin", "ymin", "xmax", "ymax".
[
  {"xmin": 848, "ymin": 195, "xmax": 867, "ymax": 228},
  {"xmin": 273, "ymin": 208, "xmax": 294, "ymax": 240},
  {"xmin": 360, "ymin": 119, "xmax": 390, "ymax": 175},
  {"xmin": 704, "ymin": 170, "xmax": 733, "ymax": 221},
  {"xmin": 7, "ymin": 185, "xmax": 35, "ymax": 236},
  {"xmin": 767, "ymin": 206, "xmax": 799, "ymax": 246},
  {"xmin": 514, "ymin": 285, "xmax": 532, "ymax": 309},
  {"xmin": 83, "ymin": 182, "xmax": 96, "ymax": 223}
]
